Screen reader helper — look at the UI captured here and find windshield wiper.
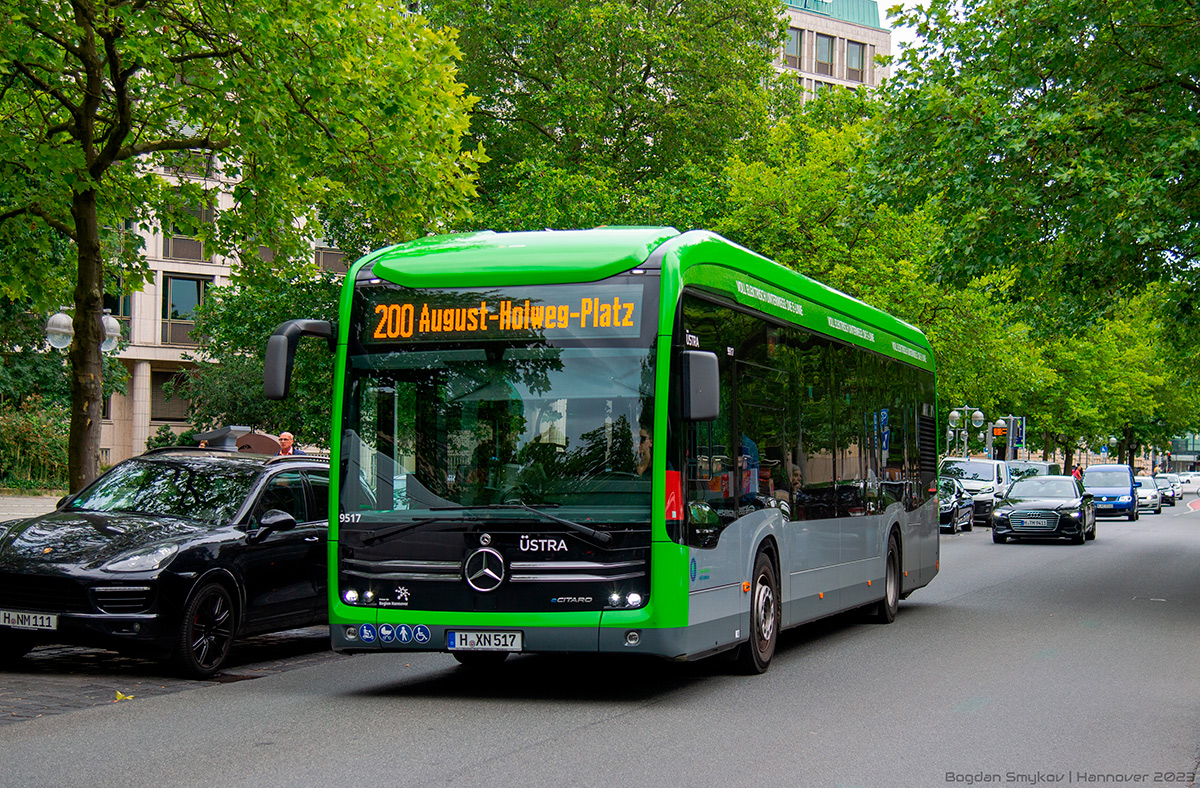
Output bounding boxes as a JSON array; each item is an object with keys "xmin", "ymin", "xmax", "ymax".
[
  {"xmin": 432, "ymin": 503, "xmax": 613, "ymax": 546},
  {"xmin": 358, "ymin": 515, "xmax": 471, "ymax": 546}
]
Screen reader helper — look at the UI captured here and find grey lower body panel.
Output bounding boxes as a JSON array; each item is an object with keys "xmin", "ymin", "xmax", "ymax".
[{"xmin": 331, "ymin": 621, "xmax": 689, "ymax": 658}]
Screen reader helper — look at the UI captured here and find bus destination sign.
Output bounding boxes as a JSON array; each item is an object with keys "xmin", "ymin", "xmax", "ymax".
[{"xmin": 363, "ymin": 283, "xmax": 645, "ymax": 344}]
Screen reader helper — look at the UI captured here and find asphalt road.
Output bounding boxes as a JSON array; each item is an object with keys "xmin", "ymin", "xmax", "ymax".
[{"xmin": 3, "ymin": 502, "xmax": 1200, "ymax": 788}]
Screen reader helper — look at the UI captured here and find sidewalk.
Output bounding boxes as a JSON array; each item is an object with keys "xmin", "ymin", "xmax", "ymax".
[{"xmin": 0, "ymin": 495, "xmax": 62, "ymax": 522}]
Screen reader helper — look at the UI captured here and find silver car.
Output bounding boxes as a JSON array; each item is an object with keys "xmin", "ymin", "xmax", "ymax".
[{"xmin": 1135, "ymin": 476, "xmax": 1161, "ymax": 514}]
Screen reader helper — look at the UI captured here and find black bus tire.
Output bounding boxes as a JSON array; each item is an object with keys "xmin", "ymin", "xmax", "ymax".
[
  {"xmin": 737, "ymin": 549, "xmax": 780, "ymax": 675},
  {"xmin": 870, "ymin": 533, "xmax": 900, "ymax": 624}
]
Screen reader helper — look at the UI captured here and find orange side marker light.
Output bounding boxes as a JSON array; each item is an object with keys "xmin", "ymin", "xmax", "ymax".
[{"xmin": 742, "ymin": 581, "xmax": 751, "ymax": 592}]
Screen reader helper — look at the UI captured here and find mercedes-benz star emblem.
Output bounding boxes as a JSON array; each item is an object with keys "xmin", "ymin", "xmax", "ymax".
[{"xmin": 463, "ymin": 547, "xmax": 505, "ymax": 593}]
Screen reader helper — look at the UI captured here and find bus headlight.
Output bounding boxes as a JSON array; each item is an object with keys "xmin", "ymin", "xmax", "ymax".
[
  {"xmin": 344, "ymin": 588, "xmax": 359, "ymax": 604},
  {"xmin": 626, "ymin": 592, "xmax": 643, "ymax": 607}
]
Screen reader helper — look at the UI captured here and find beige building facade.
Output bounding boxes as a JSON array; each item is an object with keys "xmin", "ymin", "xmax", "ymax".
[
  {"xmin": 99, "ymin": 166, "xmax": 345, "ymax": 465},
  {"xmin": 778, "ymin": 0, "xmax": 891, "ymax": 92}
]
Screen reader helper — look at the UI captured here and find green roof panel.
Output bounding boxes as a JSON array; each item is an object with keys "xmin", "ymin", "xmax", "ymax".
[{"xmin": 785, "ymin": 0, "xmax": 883, "ymax": 30}]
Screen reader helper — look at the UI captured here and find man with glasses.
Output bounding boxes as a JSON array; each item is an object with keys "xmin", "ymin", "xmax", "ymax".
[{"xmin": 276, "ymin": 432, "xmax": 307, "ymax": 456}]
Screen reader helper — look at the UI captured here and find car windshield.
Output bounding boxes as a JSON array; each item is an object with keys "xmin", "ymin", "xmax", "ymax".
[
  {"xmin": 1155, "ymin": 478, "xmax": 1171, "ymax": 489},
  {"xmin": 1082, "ymin": 470, "xmax": 1129, "ymax": 488},
  {"xmin": 1135, "ymin": 477, "xmax": 1156, "ymax": 488},
  {"xmin": 1008, "ymin": 462, "xmax": 1047, "ymax": 480},
  {"xmin": 67, "ymin": 459, "xmax": 257, "ymax": 525},
  {"xmin": 1007, "ymin": 477, "xmax": 1077, "ymax": 500},
  {"xmin": 940, "ymin": 460, "xmax": 996, "ymax": 482}
]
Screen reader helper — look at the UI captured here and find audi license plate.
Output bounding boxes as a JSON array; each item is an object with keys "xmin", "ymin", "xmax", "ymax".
[
  {"xmin": 447, "ymin": 631, "xmax": 522, "ymax": 652},
  {"xmin": 1098, "ymin": 503, "xmax": 1114, "ymax": 509},
  {"xmin": 1, "ymin": 610, "xmax": 57, "ymax": 631},
  {"xmin": 1023, "ymin": 518, "xmax": 1052, "ymax": 529}
]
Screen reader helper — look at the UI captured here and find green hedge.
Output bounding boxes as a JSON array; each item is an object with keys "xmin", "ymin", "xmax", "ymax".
[{"xmin": 0, "ymin": 398, "xmax": 69, "ymax": 489}]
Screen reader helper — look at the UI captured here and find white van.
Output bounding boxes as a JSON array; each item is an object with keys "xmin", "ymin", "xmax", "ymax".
[{"xmin": 939, "ymin": 458, "xmax": 1013, "ymax": 524}]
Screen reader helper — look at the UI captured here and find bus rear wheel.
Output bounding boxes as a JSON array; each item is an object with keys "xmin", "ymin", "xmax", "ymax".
[
  {"xmin": 869, "ymin": 533, "xmax": 900, "ymax": 624},
  {"xmin": 737, "ymin": 550, "xmax": 780, "ymax": 675}
]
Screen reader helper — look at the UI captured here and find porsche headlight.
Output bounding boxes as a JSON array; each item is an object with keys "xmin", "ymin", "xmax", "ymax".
[{"xmin": 103, "ymin": 544, "xmax": 178, "ymax": 573}]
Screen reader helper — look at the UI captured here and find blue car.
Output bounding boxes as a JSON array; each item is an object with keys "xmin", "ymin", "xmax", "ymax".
[{"xmin": 1081, "ymin": 464, "xmax": 1139, "ymax": 521}]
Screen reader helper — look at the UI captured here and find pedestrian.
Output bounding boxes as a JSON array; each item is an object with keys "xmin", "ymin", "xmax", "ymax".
[
  {"xmin": 1072, "ymin": 465, "xmax": 1082, "ymax": 482},
  {"xmin": 277, "ymin": 431, "xmax": 306, "ymax": 456},
  {"xmin": 197, "ymin": 439, "xmax": 208, "ymax": 449}
]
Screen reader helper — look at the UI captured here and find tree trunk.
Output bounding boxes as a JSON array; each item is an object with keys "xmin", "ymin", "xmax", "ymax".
[{"xmin": 67, "ymin": 188, "xmax": 104, "ymax": 493}]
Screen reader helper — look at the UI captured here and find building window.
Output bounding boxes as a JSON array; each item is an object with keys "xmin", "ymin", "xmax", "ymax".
[
  {"xmin": 151, "ymin": 370, "xmax": 189, "ymax": 422},
  {"xmin": 783, "ymin": 28, "xmax": 801, "ymax": 69},
  {"xmin": 164, "ymin": 152, "xmax": 214, "ymax": 179},
  {"xmin": 847, "ymin": 41, "xmax": 865, "ymax": 82},
  {"xmin": 103, "ymin": 289, "xmax": 132, "ymax": 337},
  {"xmin": 161, "ymin": 276, "xmax": 210, "ymax": 345},
  {"xmin": 816, "ymin": 34, "xmax": 834, "ymax": 76},
  {"xmin": 162, "ymin": 206, "xmax": 213, "ymax": 261},
  {"xmin": 315, "ymin": 246, "xmax": 348, "ymax": 274}
]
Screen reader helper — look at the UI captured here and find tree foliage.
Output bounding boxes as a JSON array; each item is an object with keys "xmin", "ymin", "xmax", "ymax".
[
  {"xmin": 429, "ymin": 0, "xmax": 782, "ymax": 197},
  {"xmin": 0, "ymin": 0, "xmax": 481, "ymax": 489},
  {"xmin": 177, "ymin": 269, "xmax": 340, "ymax": 447},
  {"xmin": 877, "ymin": 0, "xmax": 1200, "ymax": 312}
]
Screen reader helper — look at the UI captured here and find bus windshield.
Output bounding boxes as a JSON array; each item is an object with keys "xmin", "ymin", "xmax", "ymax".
[{"xmin": 340, "ymin": 277, "xmax": 657, "ymax": 526}]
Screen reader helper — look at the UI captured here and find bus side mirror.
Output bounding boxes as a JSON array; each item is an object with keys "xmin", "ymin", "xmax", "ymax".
[
  {"xmin": 681, "ymin": 350, "xmax": 719, "ymax": 422},
  {"xmin": 264, "ymin": 320, "xmax": 336, "ymax": 400}
]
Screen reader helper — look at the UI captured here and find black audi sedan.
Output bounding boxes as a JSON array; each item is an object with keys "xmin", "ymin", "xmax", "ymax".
[
  {"xmin": 938, "ymin": 476, "xmax": 974, "ymax": 534},
  {"xmin": 990, "ymin": 475, "xmax": 1096, "ymax": 545},
  {"xmin": 0, "ymin": 449, "xmax": 329, "ymax": 677}
]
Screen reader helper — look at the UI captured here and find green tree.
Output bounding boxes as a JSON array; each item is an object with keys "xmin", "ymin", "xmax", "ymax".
[
  {"xmin": 0, "ymin": 0, "xmax": 480, "ymax": 490},
  {"xmin": 428, "ymin": 0, "xmax": 782, "ymax": 197},
  {"xmin": 175, "ymin": 269, "xmax": 341, "ymax": 446},
  {"xmin": 877, "ymin": 0, "xmax": 1200, "ymax": 310},
  {"xmin": 717, "ymin": 89, "xmax": 1056, "ymax": 437}
]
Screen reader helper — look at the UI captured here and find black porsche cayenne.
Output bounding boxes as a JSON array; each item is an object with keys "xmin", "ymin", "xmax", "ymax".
[{"xmin": 0, "ymin": 448, "xmax": 330, "ymax": 677}]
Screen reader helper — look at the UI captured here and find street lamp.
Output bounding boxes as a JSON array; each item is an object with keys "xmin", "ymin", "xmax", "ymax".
[
  {"xmin": 947, "ymin": 407, "xmax": 985, "ymax": 458},
  {"xmin": 46, "ymin": 307, "xmax": 74, "ymax": 349},
  {"xmin": 45, "ymin": 306, "xmax": 122, "ymax": 352}
]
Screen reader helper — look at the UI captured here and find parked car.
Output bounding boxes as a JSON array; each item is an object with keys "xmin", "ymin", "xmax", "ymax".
[
  {"xmin": 1008, "ymin": 460, "xmax": 1063, "ymax": 480},
  {"xmin": 1135, "ymin": 476, "xmax": 1162, "ymax": 514},
  {"xmin": 991, "ymin": 475, "xmax": 1097, "ymax": 544},
  {"xmin": 939, "ymin": 458, "xmax": 1013, "ymax": 523},
  {"xmin": 1081, "ymin": 464, "xmax": 1139, "ymax": 521},
  {"xmin": 0, "ymin": 448, "xmax": 330, "ymax": 677},
  {"xmin": 938, "ymin": 476, "xmax": 975, "ymax": 534},
  {"xmin": 1154, "ymin": 476, "xmax": 1176, "ymax": 507}
]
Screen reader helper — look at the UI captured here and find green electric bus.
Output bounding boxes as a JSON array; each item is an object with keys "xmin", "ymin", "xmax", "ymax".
[{"xmin": 264, "ymin": 227, "xmax": 939, "ymax": 673}]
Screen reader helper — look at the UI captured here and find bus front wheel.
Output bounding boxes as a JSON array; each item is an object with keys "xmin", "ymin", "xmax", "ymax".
[{"xmin": 738, "ymin": 550, "xmax": 780, "ymax": 675}]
